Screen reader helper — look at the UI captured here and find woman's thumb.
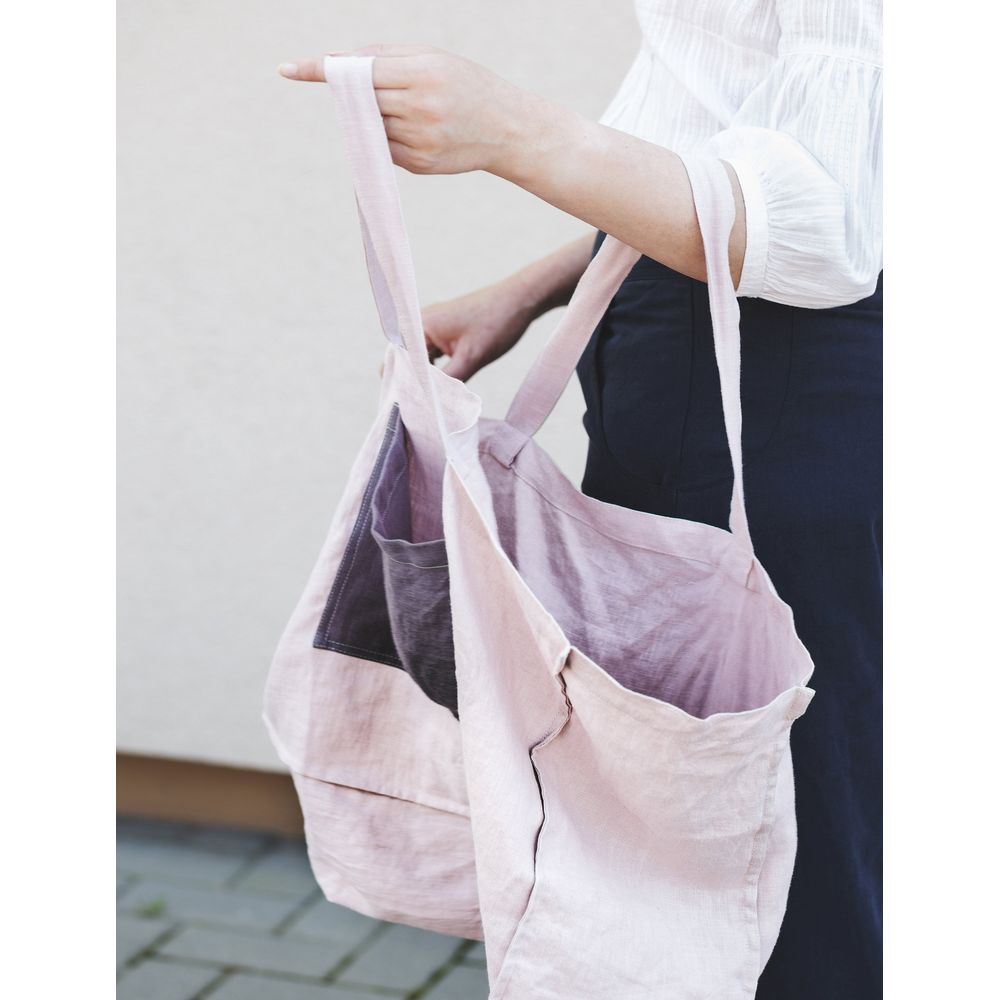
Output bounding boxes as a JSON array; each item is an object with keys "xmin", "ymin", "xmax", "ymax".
[{"xmin": 441, "ymin": 348, "xmax": 479, "ymax": 383}]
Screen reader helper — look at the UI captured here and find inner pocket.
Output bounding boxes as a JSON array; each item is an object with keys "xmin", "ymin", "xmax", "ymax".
[
  {"xmin": 370, "ymin": 421, "xmax": 457, "ymax": 715},
  {"xmin": 313, "ymin": 405, "xmax": 458, "ymax": 716}
]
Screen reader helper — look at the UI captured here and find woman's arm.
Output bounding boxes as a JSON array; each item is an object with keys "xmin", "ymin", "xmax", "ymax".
[
  {"xmin": 498, "ymin": 102, "xmax": 747, "ymax": 291},
  {"xmin": 420, "ymin": 234, "xmax": 594, "ymax": 380},
  {"xmin": 502, "ymin": 234, "xmax": 596, "ymax": 318},
  {"xmin": 279, "ymin": 47, "xmax": 746, "ymax": 289}
]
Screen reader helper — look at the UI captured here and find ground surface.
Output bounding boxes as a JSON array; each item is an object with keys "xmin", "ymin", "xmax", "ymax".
[{"xmin": 117, "ymin": 816, "xmax": 488, "ymax": 1000}]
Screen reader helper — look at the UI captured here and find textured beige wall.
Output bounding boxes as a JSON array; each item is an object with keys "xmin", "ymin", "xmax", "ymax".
[{"xmin": 118, "ymin": 0, "xmax": 638, "ymax": 770}]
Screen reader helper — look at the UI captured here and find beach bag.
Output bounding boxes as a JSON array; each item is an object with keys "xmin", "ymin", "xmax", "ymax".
[{"xmin": 264, "ymin": 55, "xmax": 815, "ymax": 998}]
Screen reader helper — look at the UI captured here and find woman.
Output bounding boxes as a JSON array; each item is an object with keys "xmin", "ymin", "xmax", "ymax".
[{"xmin": 280, "ymin": 3, "xmax": 882, "ymax": 997}]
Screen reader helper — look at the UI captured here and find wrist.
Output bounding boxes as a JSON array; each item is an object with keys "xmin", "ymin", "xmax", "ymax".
[
  {"xmin": 498, "ymin": 234, "xmax": 593, "ymax": 323},
  {"xmin": 489, "ymin": 90, "xmax": 588, "ymax": 191},
  {"xmin": 496, "ymin": 268, "xmax": 550, "ymax": 326}
]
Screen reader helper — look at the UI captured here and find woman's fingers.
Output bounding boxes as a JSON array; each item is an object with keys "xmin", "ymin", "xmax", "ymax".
[
  {"xmin": 278, "ymin": 46, "xmax": 435, "ymax": 84},
  {"xmin": 383, "ymin": 115, "xmax": 420, "ymax": 146},
  {"xmin": 441, "ymin": 347, "xmax": 480, "ymax": 383},
  {"xmin": 277, "ymin": 58, "xmax": 326, "ymax": 82},
  {"xmin": 375, "ymin": 90, "xmax": 409, "ymax": 116},
  {"xmin": 275, "ymin": 55, "xmax": 406, "ymax": 85}
]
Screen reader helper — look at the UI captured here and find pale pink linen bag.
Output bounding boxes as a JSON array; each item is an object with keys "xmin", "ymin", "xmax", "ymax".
[{"xmin": 264, "ymin": 55, "xmax": 815, "ymax": 998}]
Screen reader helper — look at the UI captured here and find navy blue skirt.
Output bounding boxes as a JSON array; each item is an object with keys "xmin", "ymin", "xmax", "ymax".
[{"xmin": 576, "ymin": 234, "xmax": 882, "ymax": 1000}]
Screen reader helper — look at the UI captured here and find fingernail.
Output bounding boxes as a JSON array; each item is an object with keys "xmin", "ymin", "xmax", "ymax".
[{"xmin": 278, "ymin": 62, "xmax": 298, "ymax": 78}]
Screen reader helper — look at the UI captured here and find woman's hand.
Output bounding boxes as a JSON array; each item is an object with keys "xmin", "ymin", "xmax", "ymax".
[
  {"xmin": 421, "ymin": 234, "xmax": 596, "ymax": 381},
  {"xmin": 278, "ymin": 45, "xmax": 746, "ymax": 289},
  {"xmin": 278, "ymin": 45, "xmax": 543, "ymax": 177},
  {"xmin": 420, "ymin": 279, "xmax": 535, "ymax": 382}
]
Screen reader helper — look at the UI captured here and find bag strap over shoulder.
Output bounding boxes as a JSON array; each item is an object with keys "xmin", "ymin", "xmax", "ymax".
[{"xmin": 683, "ymin": 155, "xmax": 752, "ymax": 554}]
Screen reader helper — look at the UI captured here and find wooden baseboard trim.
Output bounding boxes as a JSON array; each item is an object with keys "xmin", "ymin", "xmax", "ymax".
[{"xmin": 117, "ymin": 753, "xmax": 303, "ymax": 838}]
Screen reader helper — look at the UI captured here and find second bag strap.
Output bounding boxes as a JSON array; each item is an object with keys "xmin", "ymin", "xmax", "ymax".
[
  {"xmin": 501, "ymin": 155, "xmax": 753, "ymax": 556},
  {"xmin": 684, "ymin": 154, "xmax": 752, "ymax": 555}
]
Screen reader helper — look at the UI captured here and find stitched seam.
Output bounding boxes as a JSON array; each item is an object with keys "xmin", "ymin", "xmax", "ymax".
[
  {"xmin": 294, "ymin": 769, "xmax": 470, "ymax": 818},
  {"xmin": 378, "ymin": 553, "xmax": 448, "ymax": 570},
  {"xmin": 500, "ymin": 447, "xmax": 794, "ymax": 625},
  {"xmin": 313, "ymin": 639, "xmax": 403, "ymax": 669},
  {"xmin": 739, "ymin": 734, "xmax": 788, "ymax": 993},
  {"xmin": 491, "ymin": 669, "xmax": 573, "ymax": 998},
  {"xmin": 322, "ymin": 457, "xmax": 384, "ymax": 626},
  {"xmin": 499, "ymin": 453, "xmax": 722, "ymax": 572},
  {"xmin": 566, "ymin": 648, "xmax": 807, "ymax": 727}
]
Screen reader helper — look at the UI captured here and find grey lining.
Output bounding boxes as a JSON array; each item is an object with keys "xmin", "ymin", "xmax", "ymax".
[{"xmin": 313, "ymin": 406, "xmax": 458, "ymax": 716}]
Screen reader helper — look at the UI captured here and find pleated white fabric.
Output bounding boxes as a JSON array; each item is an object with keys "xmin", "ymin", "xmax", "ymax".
[{"xmin": 600, "ymin": 0, "xmax": 883, "ymax": 307}]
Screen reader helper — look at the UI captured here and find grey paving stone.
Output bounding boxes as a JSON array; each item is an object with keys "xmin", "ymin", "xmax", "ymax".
[
  {"xmin": 283, "ymin": 898, "xmax": 381, "ymax": 948},
  {"xmin": 210, "ymin": 974, "xmax": 380, "ymax": 1000},
  {"xmin": 423, "ymin": 963, "xmax": 490, "ymax": 1000},
  {"xmin": 462, "ymin": 939, "xmax": 487, "ymax": 966},
  {"xmin": 117, "ymin": 958, "xmax": 219, "ymax": 1000},
  {"xmin": 339, "ymin": 924, "xmax": 462, "ymax": 992},
  {"xmin": 158, "ymin": 926, "xmax": 343, "ymax": 978},
  {"xmin": 118, "ymin": 815, "xmax": 192, "ymax": 843},
  {"xmin": 117, "ymin": 840, "xmax": 249, "ymax": 885},
  {"xmin": 119, "ymin": 878, "xmax": 302, "ymax": 931},
  {"xmin": 186, "ymin": 824, "xmax": 275, "ymax": 857},
  {"xmin": 117, "ymin": 915, "xmax": 172, "ymax": 970},
  {"xmin": 231, "ymin": 840, "xmax": 318, "ymax": 897}
]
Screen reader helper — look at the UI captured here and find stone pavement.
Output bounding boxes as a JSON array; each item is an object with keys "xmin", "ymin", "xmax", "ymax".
[{"xmin": 117, "ymin": 816, "xmax": 488, "ymax": 1000}]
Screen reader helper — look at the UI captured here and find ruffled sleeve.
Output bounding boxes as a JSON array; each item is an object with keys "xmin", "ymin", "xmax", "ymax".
[{"xmin": 704, "ymin": 3, "xmax": 883, "ymax": 308}]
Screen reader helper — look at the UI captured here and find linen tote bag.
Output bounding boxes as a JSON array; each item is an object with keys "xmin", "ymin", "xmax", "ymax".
[{"xmin": 264, "ymin": 55, "xmax": 816, "ymax": 998}]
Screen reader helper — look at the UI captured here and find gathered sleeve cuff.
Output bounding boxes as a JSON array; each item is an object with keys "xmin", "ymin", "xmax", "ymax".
[{"xmin": 703, "ymin": 51, "xmax": 882, "ymax": 309}]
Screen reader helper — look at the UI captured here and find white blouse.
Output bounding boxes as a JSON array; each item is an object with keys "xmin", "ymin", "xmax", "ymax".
[{"xmin": 600, "ymin": 0, "xmax": 883, "ymax": 308}]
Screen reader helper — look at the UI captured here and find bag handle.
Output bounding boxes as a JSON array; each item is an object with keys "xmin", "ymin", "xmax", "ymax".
[
  {"xmin": 684, "ymin": 156, "xmax": 751, "ymax": 552},
  {"xmin": 321, "ymin": 54, "xmax": 636, "ymax": 428},
  {"xmin": 324, "ymin": 55, "xmax": 434, "ymax": 367},
  {"xmin": 323, "ymin": 56, "xmax": 751, "ymax": 552},
  {"xmin": 324, "ymin": 54, "xmax": 449, "ymax": 538},
  {"xmin": 501, "ymin": 156, "xmax": 752, "ymax": 554},
  {"xmin": 322, "ymin": 54, "xmax": 636, "ymax": 390}
]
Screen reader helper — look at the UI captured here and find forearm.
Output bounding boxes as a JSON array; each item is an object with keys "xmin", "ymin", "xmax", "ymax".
[
  {"xmin": 492, "ymin": 94, "xmax": 746, "ymax": 288},
  {"xmin": 280, "ymin": 50, "xmax": 744, "ymax": 285},
  {"xmin": 499, "ymin": 234, "xmax": 594, "ymax": 324}
]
